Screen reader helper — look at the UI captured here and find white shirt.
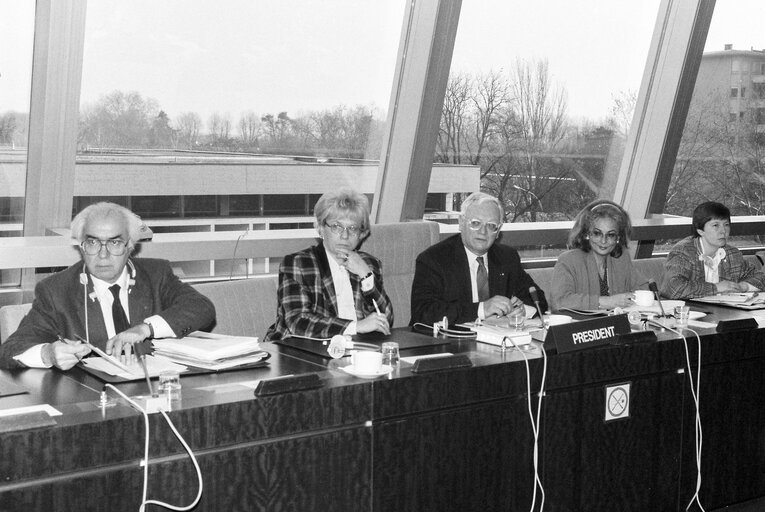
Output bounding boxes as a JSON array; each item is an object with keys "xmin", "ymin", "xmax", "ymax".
[
  {"xmin": 463, "ymin": 245, "xmax": 489, "ymax": 320},
  {"xmin": 325, "ymin": 248, "xmax": 375, "ymax": 336}
]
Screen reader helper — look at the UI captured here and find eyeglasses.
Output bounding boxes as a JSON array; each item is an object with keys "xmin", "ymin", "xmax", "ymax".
[
  {"xmin": 324, "ymin": 223, "xmax": 362, "ymax": 238},
  {"xmin": 81, "ymin": 238, "xmax": 128, "ymax": 255},
  {"xmin": 588, "ymin": 229, "xmax": 619, "ymax": 243},
  {"xmin": 466, "ymin": 219, "xmax": 501, "ymax": 234}
]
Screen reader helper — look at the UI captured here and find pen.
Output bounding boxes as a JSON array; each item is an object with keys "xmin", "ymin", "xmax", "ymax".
[
  {"xmin": 372, "ymin": 299, "xmax": 381, "ymax": 315},
  {"xmin": 58, "ymin": 335, "xmax": 83, "ymax": 361}
]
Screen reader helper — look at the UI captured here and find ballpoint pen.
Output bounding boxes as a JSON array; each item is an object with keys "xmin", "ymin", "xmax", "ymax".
[
  {"xmin": 57, "ymin": 334, "xmax": 83, "ymax": 362},
  {"xmin": 372, "ymin": 299, "xmax": 381, "ymax": 315}
]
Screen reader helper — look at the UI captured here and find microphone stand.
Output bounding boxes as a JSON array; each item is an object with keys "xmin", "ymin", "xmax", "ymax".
[
  {"xmin": 134, "ymin": 340, "xmax": 157, "ymax": 397},
  {"xmin": 529, "ymin": 286, "xmax": 546, "ymax": 329},
  {"xmin": 648, "ymin": 279, "xmax": 668, "ymax": 318}
]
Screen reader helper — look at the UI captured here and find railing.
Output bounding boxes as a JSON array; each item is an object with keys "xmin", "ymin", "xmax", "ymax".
[
  {"xmin": 4, "ymin": 214, "xmax": 765, "ymax": 267},
  {"xmin": 1, "ymin": 215, "xmax": 764, "ymax": 302}
]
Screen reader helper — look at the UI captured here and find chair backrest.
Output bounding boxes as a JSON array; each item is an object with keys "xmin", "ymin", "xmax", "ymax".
[
  {"xmin": 362, "ymin": 221, "xmax": 441, "ymax": 327},
  {"xmin": 193, "ymin": 276, "xmax": 279, "ymax": 339},
  {"xmin": 0, "ymin": 303, "xmax": 33, "ymax": 344}
]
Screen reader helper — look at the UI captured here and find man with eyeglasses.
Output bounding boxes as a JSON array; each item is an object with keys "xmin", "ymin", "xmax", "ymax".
[
  {"xmin": 0, "ymin": 202, "xmax": 215, "ymax": 370},
  {"xmin": 410, "ymin": 192, "xmax": 547, "ymax": 326}
]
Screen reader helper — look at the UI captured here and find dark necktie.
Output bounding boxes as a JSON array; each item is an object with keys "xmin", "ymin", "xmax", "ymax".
[
  {"xmin": 476, "ymin": 256, "xmax": 489, "ymax": 302},
  {"xmin": 109, "ymin": 284, "xmax": 130, "ymax": 334}
]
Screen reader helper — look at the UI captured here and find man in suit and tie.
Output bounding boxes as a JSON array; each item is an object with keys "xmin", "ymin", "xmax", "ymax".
[
  {"xmin": 0, "ymin": 202, "xmax": 215, "ymax": 370},
  {"xmin": 410, "ymin": 192, "xmax": 547, "ymax": 326}
]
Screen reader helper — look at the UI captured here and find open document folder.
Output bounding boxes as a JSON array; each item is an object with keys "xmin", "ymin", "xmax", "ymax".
[
  {"xmin": 152, "ymin": 331, "xmax": 268, "ymax": 370},
  {"xmin": 82, "ymin": 355, "xmax": 188, "ymax": 379},
  {"xmin": 691, "ymin": 292, "xmax": 765, "ymax": 310}
]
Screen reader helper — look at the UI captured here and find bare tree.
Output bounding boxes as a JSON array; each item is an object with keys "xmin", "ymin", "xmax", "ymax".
[
  {"xmin": 485, "ymin": 59, "xmax": 571, "ymax": 221},
  {"xmin": 238, "ymin": 111, "xmax": 260, "ymax": 148},
  {"xmin": 175, "ymin": 112, "xmax": 202, "ymax": 150},
  {"xmin": 208, "ymin": 112, "xmax": 232, "ymax": 147},
  {"xmin": 78, "ymin": 90, "xmax": 159, "ymax": 149}
]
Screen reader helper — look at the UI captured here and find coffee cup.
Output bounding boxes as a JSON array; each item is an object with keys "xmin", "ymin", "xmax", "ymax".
[
  {"xmin": 633, "ymin": 290, "xmax": 654, "ymax": 307},
  {"xmin": 352, "ymin": 351, "xmax": 382, "ymax": 374}
]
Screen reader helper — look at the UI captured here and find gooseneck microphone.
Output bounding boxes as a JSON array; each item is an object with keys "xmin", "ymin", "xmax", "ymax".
[
  {"xmin": 648, "ymin": 279, "xmax": 667, "ymax": 317},
  {"xmin": 134, "ymin": 340, "xmax": 157, "ymax": 397},
  {"xmin": 529, "ymin": 286, "xmax": 545, "ymax": 326}
]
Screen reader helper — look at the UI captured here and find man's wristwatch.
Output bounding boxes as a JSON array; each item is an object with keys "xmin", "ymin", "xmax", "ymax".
[{"xmin": 143, "ymin": 321, "xmax": 155, "ymax": 339}]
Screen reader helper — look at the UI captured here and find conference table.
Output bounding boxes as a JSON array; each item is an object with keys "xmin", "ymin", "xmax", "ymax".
[{"xmin": 1, "ymin": 304, "xmax": 764, "ymax": 512}]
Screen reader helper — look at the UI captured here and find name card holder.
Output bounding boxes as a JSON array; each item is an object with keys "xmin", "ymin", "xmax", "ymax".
[
  {"xmin": 547, "ymin": 314, "xmax": 631, "ymax": 354},
  {"xmin": 411, "ymin": 354, "xmax": 472, "ymax": 373},
  {"xmin": 255, "ymin": 373, "xmax": 323, "ymax": 397},
  {"xmin": 716, "ymin": 318, "xmax": 758, "ymax": 332},
  {"xmin": 610, "ymin": 330, "xmax": 658, "ymax": 346},
  {"xmin": 0, "ymin": 411, "xmax": 57, "ymax": 434}
]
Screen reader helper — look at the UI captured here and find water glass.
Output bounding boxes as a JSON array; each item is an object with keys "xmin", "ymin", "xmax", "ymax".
[
  {"xmin": 381, "ymin": 342, "xmax": 400, "ymax": 367},
  {"xmin": 159, "ymin": 370, "xmax": 182, "ymax": 400},
  {"xmin": 674, "ymin": 305, "xmax": 691, "ymax": 328},
  {"xmin": 508, "ymin": 308, "xmax": 526, "ymax": 331}
]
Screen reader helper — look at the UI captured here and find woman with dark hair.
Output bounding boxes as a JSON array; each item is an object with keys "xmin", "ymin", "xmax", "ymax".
[
  {"xmin": 551, "ymin": 200, "xmax": 647, "ymax": 311},
  {"xmin": 660, "ymin": 201, "xmax": 765, "ymax": 299},
  {"xmin": 265, "ymin": 188, "xmax": 393, "ymax": 341}
]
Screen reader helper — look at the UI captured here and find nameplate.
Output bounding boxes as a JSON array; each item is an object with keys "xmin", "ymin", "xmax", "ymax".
[
  {"xmin": 716, "ymin": 318, "xmax": 758, "ymax": 332},
  {"xmin": 254, "ymin": 373, "xmax": 323, "ymax": 397},
  {"xmin": 610, "ymin": 330, "xmax": 658, "ymax": 346},
  {"xmin": 547, "ymin": 314, "xmax": 631, "ymax": 354},
  {"xmin": 0, "ymin": 411, "xmax": 57, "ymax": 434},
  {"xmin": 411, "ymin": 354, "xmax": 473, "ymax": 373}
]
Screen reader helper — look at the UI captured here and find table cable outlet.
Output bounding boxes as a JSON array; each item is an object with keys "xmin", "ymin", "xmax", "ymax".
[{"xmin": 104, "ymin": 383, "xmax": 203, "ymax": 511}]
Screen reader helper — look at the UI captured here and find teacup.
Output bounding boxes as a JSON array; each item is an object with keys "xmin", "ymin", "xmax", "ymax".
[
  {"xmin": 352, "ymin": 351, "xmax": 383, "ymax": 374},
  {"xmin": 633, "ymin": 290, "xmax": 654, "ymax": 307}
]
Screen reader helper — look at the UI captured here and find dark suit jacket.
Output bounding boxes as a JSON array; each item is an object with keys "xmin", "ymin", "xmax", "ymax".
[
  {"xmin": 264, "ymin": 243, "xmax": 394, "ymax": 341},
  {"xmin": 0, "ymin": 258, "xmax": 216, "ymax": 369},
  {"xmin": 410, "ymin": 234, "xmax": 548, "ymax": 326}
]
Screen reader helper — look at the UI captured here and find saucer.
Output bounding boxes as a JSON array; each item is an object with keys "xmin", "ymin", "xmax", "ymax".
[{"xmin": 342, "ymin": 364, "xmax": 393, "ymax": 379}]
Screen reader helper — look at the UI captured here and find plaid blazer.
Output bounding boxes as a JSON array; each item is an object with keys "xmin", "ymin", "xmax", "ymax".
[
  {"xmin": 660, "ymin": 236, "xmax": 765, "ymax": 299},
  {"xmin": 264, "ymin": 243, "xmax": 394, "ymax": 341}
]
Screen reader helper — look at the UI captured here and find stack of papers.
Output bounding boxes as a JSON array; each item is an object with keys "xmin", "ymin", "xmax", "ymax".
[
  {"xmin": 459, "ymin": 323, "xmax": 532, "ymax": 346},
  {"xmin": 152, "ymin": 331, "xmax": 268, "ymax": 370}
]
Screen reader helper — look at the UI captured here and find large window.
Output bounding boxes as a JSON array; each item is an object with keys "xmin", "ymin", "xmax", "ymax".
[
  {"xmin": 437, "ymin": 1, "xmax": 660, "ymax": 227},
  {"xmin": 663, "ymin": 0, "xmax": 765, "ymax": 249},
  {"xmin": 77, "ymin": 0, "xmax": 406, "ymax": 223},
  {"xmin": 0, "ymin": 3, "xmax": 34, "ymax": 235},
  {"xmin": 0, "ymin": 4, "xmax": 34, "ymax": 289}
]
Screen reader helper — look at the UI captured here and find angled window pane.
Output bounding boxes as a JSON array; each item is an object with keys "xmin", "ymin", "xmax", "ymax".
[
  {"xmin": 662, "ymin": 0, "xmax": 765, "ymax": 250},
  {"xmin": 437, "ymin": 0, "xmax": 660, "ymax": 237},
  {"xmin": 78, "ymin": 0, "xmax": 405, "ymax": 279},
  {"xmin": 0, "ymin": 3, "xmax": 34, "ymax": 290}
]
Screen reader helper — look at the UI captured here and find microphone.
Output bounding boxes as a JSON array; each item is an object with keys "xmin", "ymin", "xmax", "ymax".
[
  {"xmin": 529, "ymin": 286, "xmax": 545, "ymax": 326},
  {"xmin": 326, "ymin": 335, "xmax": 380, "ymax": 358},
  {"xmin": 133, "ymin": 340, "xmax": 157, "ymax": 397},
  {"xmin": 327, "ymin": 335, "xmax": 349, "ymax": 359},
  {"xmin": 648, "ymin": 279, "xmax": 667, "ymax": 317}
]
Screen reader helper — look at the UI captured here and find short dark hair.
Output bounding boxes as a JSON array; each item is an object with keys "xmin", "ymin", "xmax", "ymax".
[
  {"xmin": 692, "ymin": 201, "xmax": 730, "ymax": 237},
  {"xmin": 568, "ymin": 199, "xmax": 632, "ymax": 258}
]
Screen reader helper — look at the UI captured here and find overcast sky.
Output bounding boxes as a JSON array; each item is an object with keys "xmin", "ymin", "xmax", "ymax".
[{"xmin": 2, "ymin": 1, "xmax": 764, "ymax": 125}]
